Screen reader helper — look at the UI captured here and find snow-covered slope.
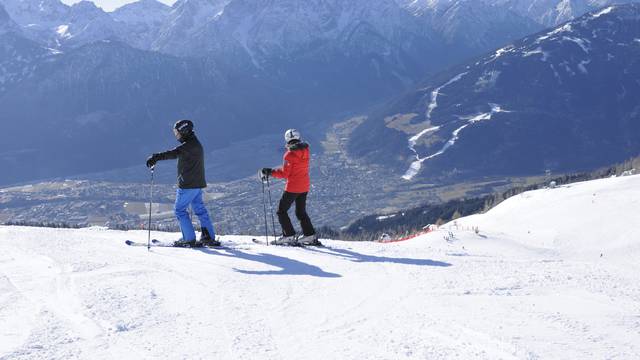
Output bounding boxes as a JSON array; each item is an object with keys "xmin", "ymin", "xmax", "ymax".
[
  {"xmin": 1, "ymin": 175, "xmax": 639, "ymax": 359},
  {"xmin": 455, "ymin": 174, "xmax": 640, "ymax": 260}
]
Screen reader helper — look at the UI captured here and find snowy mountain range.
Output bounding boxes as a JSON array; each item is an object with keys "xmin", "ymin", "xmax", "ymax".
[
  {"xmin": 421, "ymin": 0, "xmax": 541, "ymax": 52},
  {"xmin": 6, "ymin": 0, "xmax": 620, "ymax": 62},
  {"xmin": 0, "ymin": 0, "xmax": 171, "ymax": 49},
  {"xmin": 0, "ymin": 0, "xmax": 547, "ymax": 185},
  {"xmin": 1, "ymin": 0, "xmax": 631, "ymax": 58},
  {"xmin": 0, "ymin": 0, "xmax": 639, "ymax": 186},
  {"xmin": 408, "ymin": 0, "xmax": 640, "ymax": 26},
  {"xmin": 0, "ymin": 4, "xmax": 53, "ymax": 95},
  {"xmin": 151, "ymin": 0, "xmax": 228, "ymax": 54},
  {"xmin": 110, "ymin": 0, "xmax": 171, "ymax": 49},
  {"xmin": 0, "ymin": 0, "xmax": 542, "ymax": 54},
  {"xmin": 350, "ymin": 3, "xmax": 640, "ymax": 182},
  {"xmin": 490, "ymin": 0, "xmax": 640, "ymax": 26},
  {"xmin": 1, "ymin": 172, "xmax": 639, "ymax": 358},
  {"xmin": 0, "ymin": 1, "xmax": 18, "ymax": 34}
]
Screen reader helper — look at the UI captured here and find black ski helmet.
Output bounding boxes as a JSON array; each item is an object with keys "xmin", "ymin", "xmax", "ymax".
[{"xmin": 174, "ymin": 119, "xmax": 194, "ymax": 136}]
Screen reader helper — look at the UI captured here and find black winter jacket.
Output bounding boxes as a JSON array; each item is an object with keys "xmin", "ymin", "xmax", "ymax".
[{"xmin": 155, "ymin": 134, "xmax": 207, "ymax": 189}]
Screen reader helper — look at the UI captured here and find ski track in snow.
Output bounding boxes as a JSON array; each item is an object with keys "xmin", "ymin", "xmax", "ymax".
[
  {"xmin": 403, "ymin": 103, "xmax": 509, "ymax": 180},
  {"xmin": 403, "ymin": 72, "xmax": 467, "ymax": 180},
  {"xmin": 562, "ymin": 36, "xmax": 591, "ymax": 53},
  {"xmin": 537, "ymin": 23, "xmax": 573, "ymax": 43},
  {"xmin": 426, "ymin": 73, "xmax": 468, "ymax": 122},
  {"xmin": 591, "ymin": 6, "xmax": 614, "ymax": 19},
  {"xmin": 1, "ymin": 175, "xmax": 640, "ymax": 359}
]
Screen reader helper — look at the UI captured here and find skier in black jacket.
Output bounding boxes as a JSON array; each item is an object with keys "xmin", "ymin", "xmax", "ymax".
[{"xmin": 146, "ymin": 120, "xmax": 218, "ymax": 247}]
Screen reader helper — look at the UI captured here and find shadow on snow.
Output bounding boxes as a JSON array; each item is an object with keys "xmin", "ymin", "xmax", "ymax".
[
  {"xmin": 195, "ymin": 247, "xmax": 342, "ymax": 278},
  {"xmin": 189, "ymin": 242, "xmax": 451, "ymax": 277},
  {"xmin": 304, "ymin": 247, "xmax": 452, "ymax": 267}
]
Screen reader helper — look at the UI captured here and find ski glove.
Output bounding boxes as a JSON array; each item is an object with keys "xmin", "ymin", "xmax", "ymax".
[
  {"xmin": 261, "ymin": 168, "xmax": 273, "ymax": 177},
  {"xmin": 146, "ymin": 154, "xmax": 159, "ymax": 168}
]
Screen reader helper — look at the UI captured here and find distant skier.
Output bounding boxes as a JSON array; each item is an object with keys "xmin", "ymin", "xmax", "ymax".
[
  {"xmin": 146, "ymin": 120, "xmax": 219, "ymax": 247},
  {"xmin": 261, "ymin": 129, "xmax": 319, "ymax": 246}
]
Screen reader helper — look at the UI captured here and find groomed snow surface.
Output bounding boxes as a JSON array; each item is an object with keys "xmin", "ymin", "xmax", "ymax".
[{"xmin": 1, "ymin": 175, "xmax": 640, "ymax": 359}]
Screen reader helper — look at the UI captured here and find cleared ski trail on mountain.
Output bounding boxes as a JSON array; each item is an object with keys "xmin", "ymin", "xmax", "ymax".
[{"xmin": 1, "ymin": 175, "xmax": 640, "ymax": 359}]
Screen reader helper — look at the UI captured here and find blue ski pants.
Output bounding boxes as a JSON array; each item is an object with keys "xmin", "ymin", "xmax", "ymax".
[{"xmin": 174, "ymin": 188, "xmax": 215, "ymax": 241}]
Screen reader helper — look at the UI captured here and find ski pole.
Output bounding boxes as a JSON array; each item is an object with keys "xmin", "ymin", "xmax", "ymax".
[
  {"xmin": 266, "ymin": 176, "xmax": 278, "ymax": 241},
  {"xmin": 260, "ymin": 171, "xmax": 270, "ymax": 246},
  {"xmin": 147, "ymin": 166, "xmax": 155, "ymax": 251}
]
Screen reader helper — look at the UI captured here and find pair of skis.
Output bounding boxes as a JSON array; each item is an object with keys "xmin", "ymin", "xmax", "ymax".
[
  {"xmin": 250, "ymin": 237, "xmax": 324, "ymax": 247},
  {"xmin": 125, "ymin": 238, "xmax": 322, "ymax": 249},
  {"xmin": 125, "ymin": 239, "xmax": 227, "ymax": 249}
]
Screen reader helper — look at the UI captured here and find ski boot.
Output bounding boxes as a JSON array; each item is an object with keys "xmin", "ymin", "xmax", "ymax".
[
  {"xmin": 200, "ymin": 229, "xmax": 221, "ymax": 247},
  {"xmin": 271, "ymin": 235, "xmax": 298, "ymax": 246},
  {"xmin": 297, "ymin": 234, "xmax": 322, "ymax": 246},
  {"xmin": 173, "ymin": 239, "xmax": 200, "ymax": 248}
]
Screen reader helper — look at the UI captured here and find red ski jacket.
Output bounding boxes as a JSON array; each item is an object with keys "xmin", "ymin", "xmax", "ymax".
[{"xmin": 271, "ymin": 142, "xmax": 311, "ymax": 193}]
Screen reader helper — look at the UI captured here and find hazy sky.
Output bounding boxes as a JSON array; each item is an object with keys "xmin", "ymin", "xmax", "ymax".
[{"xmin": 61, "ymin": 0, "xmax": 176, "ymax": 12}]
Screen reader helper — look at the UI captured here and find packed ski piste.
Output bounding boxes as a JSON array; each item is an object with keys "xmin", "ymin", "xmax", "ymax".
[{"xmin": 1, "ymin": 121, "xmax": 639, "ymax": 359}]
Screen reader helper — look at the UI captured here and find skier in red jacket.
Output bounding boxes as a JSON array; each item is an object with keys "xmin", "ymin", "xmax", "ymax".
[{"xmin": 261, "ymin": 129, "xmax": 319, "ymax": 246}]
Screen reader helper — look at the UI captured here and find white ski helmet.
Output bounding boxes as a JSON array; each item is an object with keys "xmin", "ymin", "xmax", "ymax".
[{"xmin": 284, "ymin": 128, "xmax": 301, "ymax": 143}]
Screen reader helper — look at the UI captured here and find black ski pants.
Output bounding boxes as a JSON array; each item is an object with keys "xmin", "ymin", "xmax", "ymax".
[{"xmin": 277, "ymin": 191, "xmax": 315, "ymax": 237}]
